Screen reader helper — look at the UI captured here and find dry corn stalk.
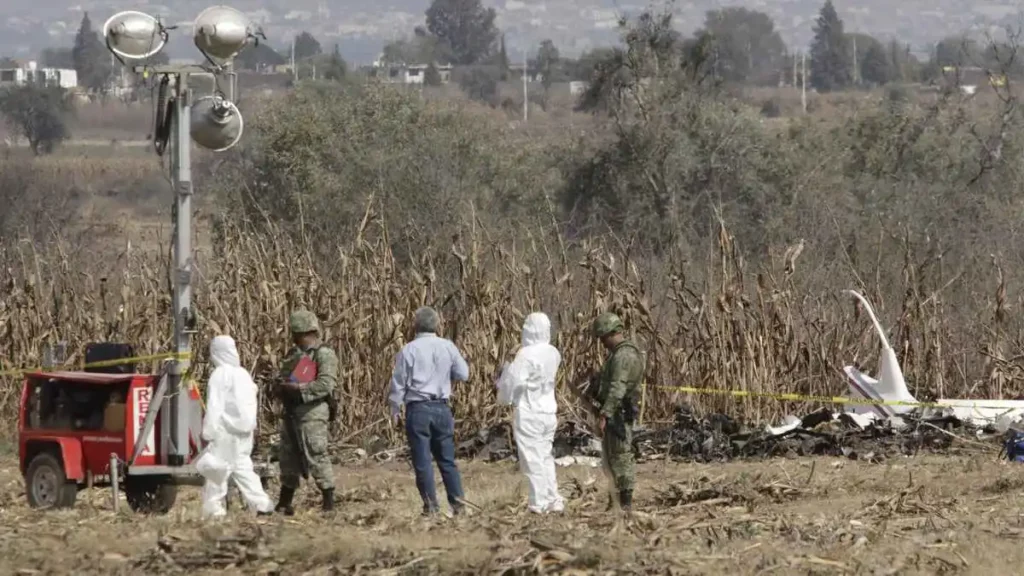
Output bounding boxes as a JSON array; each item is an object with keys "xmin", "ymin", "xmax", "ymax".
[{"xmin": 0, "ymin": 199, "xmax": 1017, "ymax": 447}]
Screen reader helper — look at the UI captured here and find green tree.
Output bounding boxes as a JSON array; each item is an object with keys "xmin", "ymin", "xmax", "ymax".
[
  {"xmin": 424, "ymin": 62, "xmax": 444, "ymax": 86},
  {"xmin": 41, "ymin": 48, "xmax": 74, "ymax": 69},
  {"xmin": 564, "ymin": 48, "xmax": 617, "ymax": 81},
  {"xmin": 0, "ymin": 84, "xmax": 72, "ymax": 155},
  {"xmin": 293, "ymin": 31, "xmax": 322, "ymax": 61},
  {"xmin": 237, "ymin": 42, "xmax": 286, "ymax": 71},
  {"xmin": 382, "ymin": 27, "xmax": 445, "ymax": 65},
  {"xmin": 847, "ymin": 33, "xmax": 880, "ymax": 84},
  {"xmin": 322, "ymin": 44, "xmax": 348, "ymax": 81},
  {"xmin": 497, "ymin": 34, "xmax": 510, "ymax": 80},
  {"xmin": 698, "ymin": 7, "xmax": 787, "ymax": 85},
  {"xmin": 425, "ymin": 0, "xmax": 498, "ymax": 65},
  {"xmin": 455, "ymin": 65, "xmax": 500, "ymax": 104},
  {"xmin": 809, "ymin": 0, "xmax": 851, "ymax": 92},
  {"xmin": 981, "ymin": 41, "xmax": 1024, "ymax": 77},
  {"xmin": 72, "ymin": 12, "xmax": 112, "ymax": 93},
  {"xmin": 888, "ymin": 40, "xmax": 921, "ymax": 82},
  {"xmin": 934, "ymin": 36, "xmax": 979, "ymax": 67},
  {"xmin": 536, "ymin": 39, "xmax": 560, "ymax": 93},
  {"xmin": 565, "ymin": 10, "xmax": 783, "ymax": 251},
  {"xmin": 860, "ymin": 42, "xmax": 892, "ymax": 85}
]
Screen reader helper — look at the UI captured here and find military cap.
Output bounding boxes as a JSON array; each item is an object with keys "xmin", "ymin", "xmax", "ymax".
[
  {"xmin": 592, "ymin": 312, "xmax": 624, "ymax": 338},
  {"xmin": 289, "ymin": 310, "xmax": 320, "ymax": 333}
]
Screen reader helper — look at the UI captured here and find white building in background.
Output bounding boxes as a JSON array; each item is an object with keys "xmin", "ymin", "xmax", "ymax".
[
  {"xmin": 508, "ymin": 63, "xmax": 543, "ymax": 83},
  {"xmin": 0, "ymin": 61, "xmax": 78, "ymax": 89},
  {"xmin": 569, "ymin": 81, "xmax": 590, "ymax": 96},
  {"xmin": 373, "ymin": 59, "xmax": 453, "ymax": 85}
]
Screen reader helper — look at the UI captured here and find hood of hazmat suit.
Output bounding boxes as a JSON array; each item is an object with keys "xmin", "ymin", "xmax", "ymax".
[
  {"xmin": 497, "ymin": 312, "xmax": 561, "ymax": 414},
  {"xmin": 496, "ymin": 312, "xmax": 565, "ymax": 513},
  {"xmin": 202, "ymin": 335, "xmax": 259, "ymax": 441}
]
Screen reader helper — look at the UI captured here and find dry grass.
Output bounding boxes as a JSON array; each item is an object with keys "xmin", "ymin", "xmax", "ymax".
[
  {"xmin": 1, "ymin": 454, "xmax": 1022, "ymax": 573},
  {"xmin": 67, "ymin": 101, "xmax": 155, "ymax": 142},
  {"xmin": 0, "ymin": 193, "xmax": 1018, "ymax": 443}
]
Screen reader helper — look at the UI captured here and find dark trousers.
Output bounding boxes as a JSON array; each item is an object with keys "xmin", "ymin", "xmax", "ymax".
[{"xmin": 405, "ymin": 400, "xmax": 463, "ymax": 512}]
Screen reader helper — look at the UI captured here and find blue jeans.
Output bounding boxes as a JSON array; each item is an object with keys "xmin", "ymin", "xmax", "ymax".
[{"xmin": 405, "ymin": 401, "xmax": 463, "ymax": 512}]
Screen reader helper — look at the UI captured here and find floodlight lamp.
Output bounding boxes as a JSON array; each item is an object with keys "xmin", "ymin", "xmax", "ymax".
[
  {"xmin": 190, "ymin": 95, "xmax": 244, "ymax": 152},
  {"xmin": 103, "ymin": 11, "xmax": 168, "ymax": 60},
  {"xmin": 193, "ymin": 5, "xmax": 257, "ymax": 65}
]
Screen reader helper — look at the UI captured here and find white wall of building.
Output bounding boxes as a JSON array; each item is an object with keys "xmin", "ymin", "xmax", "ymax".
[{"xmin": 0, "ymin": 61, "xmax": 78, "ymax": 89}]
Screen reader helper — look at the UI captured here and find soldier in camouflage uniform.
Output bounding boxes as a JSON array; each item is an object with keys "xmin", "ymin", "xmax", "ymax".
[
  {"xmin": 275, "ymin": 310, "xmax": 340, "ymax": 514},
  {"xmin": 592, "ymin": 312, "xmax": 646, "ymax": 512}
]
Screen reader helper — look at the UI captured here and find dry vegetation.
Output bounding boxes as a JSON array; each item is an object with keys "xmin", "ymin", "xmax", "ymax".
[
  {"xmin": 5, "ymin": 27, "xmax": 1024, "ymax": 575},
  {"xmin": 3, "ymin": 23, "xmax": 1024, "ymax": 444},
  {"xmin": 0, "ymin": 189, "xmax": 1019, "ymax": 443},
  {"xmin": 2, "ymin": 454, "xmax": 1023, "ymax": 573},
  {"xmin": 3, "ymin": 72, "xmax": 1024, "ymax": 443}
]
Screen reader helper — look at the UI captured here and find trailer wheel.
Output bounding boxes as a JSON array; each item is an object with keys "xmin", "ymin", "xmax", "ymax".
[
  {"xmin": 25, "ymin": 453, "xmax": 78, "ymax": 510},
  {"xmin": 125, "ymin": 476, "xmax": 177, "ymax": 514}
]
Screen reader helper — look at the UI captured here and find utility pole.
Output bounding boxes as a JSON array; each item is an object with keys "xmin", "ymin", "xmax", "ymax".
[
  {"xmin": 793, "ymin": 50, "xmax": 798, "ymax": 87},
  {"xmin": 852, "ymin": 34, "xmax": 859, "ymax": 86},
  {"xmin": 522, "ymin": 48, "xmax": 528, "ymax": 123},
  {"xmin": 801, "ymin": 51, "xmax": 807, "ymax": 114},
  {"xmin": 291, "ymin": 36, "xmax": 297, "ymax": 83}
]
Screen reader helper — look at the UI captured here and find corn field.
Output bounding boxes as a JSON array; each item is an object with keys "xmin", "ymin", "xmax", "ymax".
[{"xmin": 1, "ymin": 199, "xmax": 1022, "ymax": 443}]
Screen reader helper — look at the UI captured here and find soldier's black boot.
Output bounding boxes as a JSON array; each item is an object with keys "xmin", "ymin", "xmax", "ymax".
[
  {"xmin": 321, "ymin": 488, "xmax": 335, "ymax": 512},
  {"xmin": 275, "ymin": 486, "xmax": 296, "ymax": 516},
  {"xmin": 619, "ymin": 490, "xmax": 633, "ymax": 513}
]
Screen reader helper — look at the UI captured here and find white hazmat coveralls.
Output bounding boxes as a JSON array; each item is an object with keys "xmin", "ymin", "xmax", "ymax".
[
  {"xmin": 199, "ymin": 335, "xmax": 274, "ymax": 519},
  {"xmin": 497, "ymin": 312, "xmax": 565, "ymax": 513}
]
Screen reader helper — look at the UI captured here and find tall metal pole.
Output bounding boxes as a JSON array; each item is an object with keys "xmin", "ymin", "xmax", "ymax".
[{"xmin": 169, "ymin": 73, "xmax": 193, "ymax": 465}]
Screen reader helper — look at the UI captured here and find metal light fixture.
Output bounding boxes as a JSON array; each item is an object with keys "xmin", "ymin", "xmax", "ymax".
[
  {"xmin": 190, "ymin": 95, "xmax": 244, "ymax": 151},
  {"xmin": 193, "ymin": 5, "xmax": 258, "ymax": 66},
  {"xmin": 103, "ymin": 11, "xmax": 168, "ymax": 61},
  {"xmin": 95, "ymin": 6, "xmax": 257, "ymax": 490}
]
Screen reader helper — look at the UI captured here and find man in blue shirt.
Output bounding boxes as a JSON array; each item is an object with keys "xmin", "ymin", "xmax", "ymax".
[{"xmin": 388, "ymin": 306, "xmax": 469, "ymax": 516}]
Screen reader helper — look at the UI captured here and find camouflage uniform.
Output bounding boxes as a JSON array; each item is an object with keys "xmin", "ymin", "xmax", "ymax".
[
  {"xmin": 275, "ymin": 310, "xmax": 339, "ymax": 513},
  {"xmin": 592, "ymin": 312, "xmax": 645, "ymax": 509}
]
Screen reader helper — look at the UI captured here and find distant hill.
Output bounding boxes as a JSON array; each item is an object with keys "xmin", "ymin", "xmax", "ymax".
[{"xmin": 1, "ymin": 1, "xmax": 1021, "ymax": 64}]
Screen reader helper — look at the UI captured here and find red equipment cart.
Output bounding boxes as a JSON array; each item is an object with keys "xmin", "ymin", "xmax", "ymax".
[{"xmin": 19, "ymin": 368, "xmax": 271, "ymax": 513}]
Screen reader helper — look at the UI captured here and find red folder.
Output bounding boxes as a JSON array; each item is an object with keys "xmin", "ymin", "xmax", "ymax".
[{"xmin": 290, "ymin": 355, "xmax": 318, "ymax": 384}]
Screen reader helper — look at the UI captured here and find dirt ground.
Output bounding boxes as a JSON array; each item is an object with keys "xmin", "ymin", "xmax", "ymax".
[{"xmin": 2, "ymin": 452, "xmax": 1024, "ymax": 575}]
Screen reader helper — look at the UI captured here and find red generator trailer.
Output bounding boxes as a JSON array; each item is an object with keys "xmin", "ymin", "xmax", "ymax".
[
  {"xmin": 22, "ymin": 8, "xmax": 277, "ymax": 514},
  {"xmin": 19, "ymin": 364, "xmax": 272, "ymax": 513}
]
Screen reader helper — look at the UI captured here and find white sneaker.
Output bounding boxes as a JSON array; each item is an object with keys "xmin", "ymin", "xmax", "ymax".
[{"xmin": 546, "ymin": 500, "xmax": 565, "ymax": 513}]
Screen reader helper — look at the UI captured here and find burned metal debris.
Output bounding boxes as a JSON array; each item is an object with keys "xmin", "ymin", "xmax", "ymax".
[
  {"xmin": 458, "ymin": 403, "xmax": 1001, "ymax": 465},
  {"xmin": 643, "ymin": 404, "xmax": 976, "ymax": 463}
]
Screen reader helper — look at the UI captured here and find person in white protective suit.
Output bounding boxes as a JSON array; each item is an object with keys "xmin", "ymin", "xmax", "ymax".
[
  {"xmin": 198, "ymin": 335, "xmax": 275, "ymax": 519},
  {"xmin": 496, "ymin": 312, "xmax": 566, "ymax": 514}
]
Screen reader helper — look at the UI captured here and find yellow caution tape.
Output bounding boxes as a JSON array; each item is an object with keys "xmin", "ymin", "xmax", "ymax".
[
  {"xmin": 657, "ymin": 385, "xmax": 1024, "ymax": 412},
  {"xmin": 0, "ymin": 351, "xmax": 192, "ymax": 379}
]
